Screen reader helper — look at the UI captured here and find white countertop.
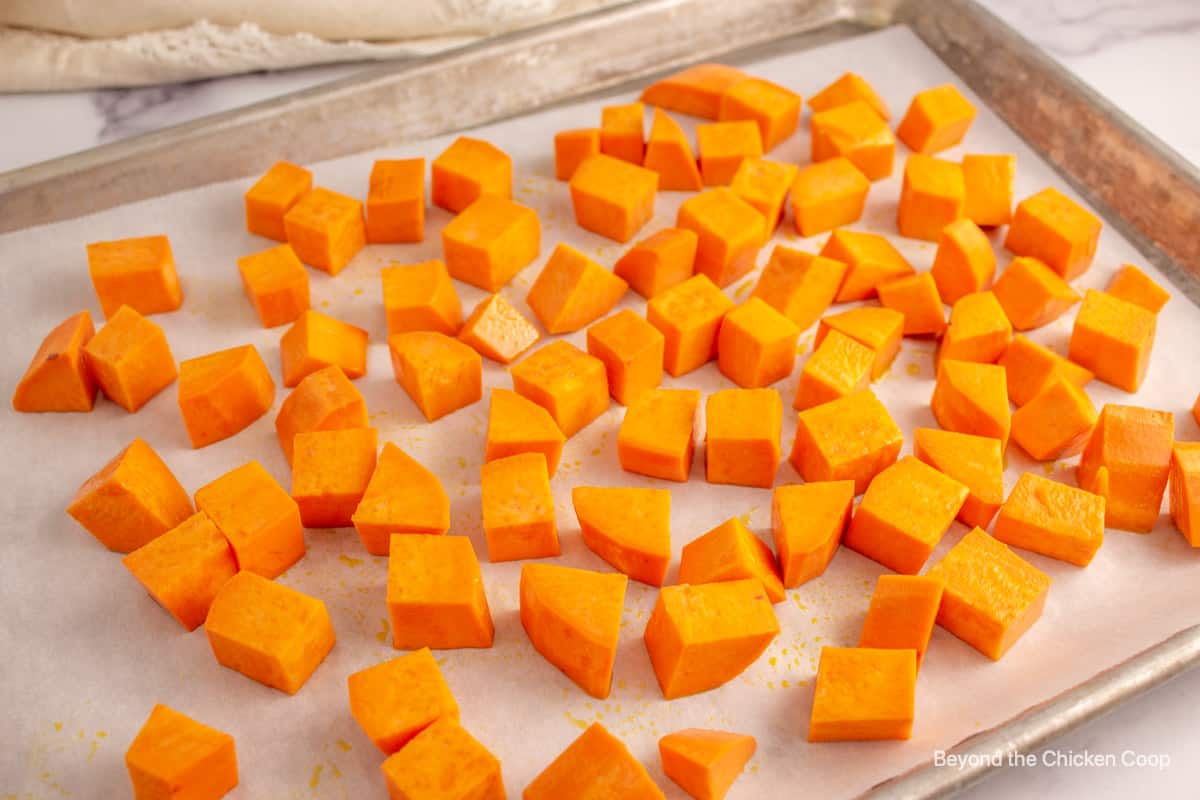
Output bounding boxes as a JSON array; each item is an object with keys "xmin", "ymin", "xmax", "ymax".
[{"xmin": 2, "ymin": 1, "xmax": 1198, "ymax": 797}]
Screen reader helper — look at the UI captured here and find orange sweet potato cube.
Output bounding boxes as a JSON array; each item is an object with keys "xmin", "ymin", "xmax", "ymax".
[
  {"xmin": 962, "ymin": 154, "xmax": 1015, "ymax": 227},
  {"xmin": 790, "ymin": 156, "xmax": 870, "ymax": 237},
  {"xmin": 381, "ymin": 719, "xmax": 505, "ymax": 800},
  {"xmin": 178, "ymin": 345, "xmax": 275, "ymax": 449},
  {"xmin": 458, "ymin": 293, "xmax": 540, "ymax": 364},
  {"xmin": 696, "ymin": 121, "xmax": 763, "ymax": 186},
  {"xmin": 569, "ymin": 153, "xmax": 658, "ymax": 243},
  {"xmin": 750, "ymin": 247, "xmax": 847, "ymax": 331},
  {"xmin": 844, "ymin": 456, "xmax": 968, "ymax": 574},
  {"xmin": 554, "ymin": 128, "xmax": 601, "ymax": 181},
  {"xmin": 527, "ymin": 243, "xmax": 628, "ymax": 334},
  {"xmin": 927, "ymin": 527, "xmax": 1050, "ymax": 660},
  {"xmin": 283, "ymin": 187, "xmax": 365, "ymax": 275},
  {"xmin": 1068, "ymin": 289, "xmax": 1156, "ymax": 392},
  {"xmin": 705, "ymin": 388, "xmax": 782, "ymax": 490},
  {"xmin": 914, "ymin": 427, "xmax": 1005, "ymax": 529},
  {"xmin": 640, "ymin": 63, "xmax": 747, "ymax": 119},
  {"xmin": 1004, "ymin": 187, "xmax": 1102, "ymax": 280},
  {"xmin": 511, "ymin": 340, "xmax": 609, "ymax": 437},
  {"xmin": 12, "ymin": 310, "xmax": 98, "ymax": 413},
  {"xmin": 126, "ymin": 704, "xmax": 238, "ymax": 800},
  {"xmin": 719, "ymin": 77, "xmax": 802, "ymax": 151},
  {"xmin": 647, "ymin": 274, "xmax": 734, "ymax": 376},
  {"xmin": 83, "ymin": 305, "xmax": 177, "ymax": 413},
  {"xmin": 808, "ymin": 72, "xmax": 890, "ymax": 119},
  {"xmin": 658, "ymin": 729, "xmax": 756, "ymax": 800},
  {"xmin": 810, "ymin": 100, "xmax": 895, "ymax": 181},
  {"xmin": 387, "ymin": 535, "xmax": 494, "ymax": 649},
  {"xmin": 389, "ymin": 331, "xmax": 482, "ymax": 422},
  {"xmin": 859, "ymin": 575, "xmax": 944, "ymax": 668},
  {"xmin": 815, "ymin": 306, "xmax": 905, "ymax": 379},
  {"xmin": 896, "ymin": 84, "xmax": 976, "ymax": 154},
  {"xmin": 573, "ymin": 486, "xmax": 670, "ymax": 587},
  {"xmin": 587, "ymin": 309, "xmax": 665, "ymax": 405},
  {"xmin": 279, "ymin": 309, "xmax": 368, "ymax": 388},
  {"xmin": 481, "ymin": 452, "xmax": 559, "ymax": 562},
  {"xmin": 1078, "ymin": 404, "xmax": 1173, "ymax": 532},
  {"xmin": 771, "ymin": 480, "xmax": 854, "ymax": 588},
  {"xmin": 205, "ymin": 571, "xmax": 334, "ymax": 694},
  {"xmin": 930, "ymin": 217, "xmax": 996, "ymax": 305},
  {"xmin": 441, "ymin": 194, "xmax": 541, "ymax": 291},
  {"xmin": 999, "ymin": 334, "xmax": 1093, "ymax": 407},
  {"xmin": 1107, "ymin": 264, "xmax": 1170, "ymax": 313},
  {"xmin": 992, "ymin": 256, "xmax": 1080, "ymax": 331},
  {"xmin": 348, "ymin": 648, "xmax": 459, "ymax": 754},
  {"xmin": 291, "ymin": 427, "xmax": 378, "ymax": 528},
  {"xmin": 485, "ymin": 388, "xmax": 566, "ymax": 477},
  {"xmin": 122, "ymin": 511, "xmax": 237, "ymax": 631},
  {"xmin": 717, "ymin": 297, "xmax": 800, "ymax": 388},
  {"xmin": 614, "ymin": 227, "xmax": 698, "ymax": 299},
  {"xmin": 245, "ymin": 160, "xmax": 312, "ymax": 241},
  {"xmin": 794, "ymin": 329, "xmax": 874, "ymax": 411},
  {"xmin": 1170, "ymin": 442, "xmax": 1200, "ymax": 547},
  {"xmin": 195, "ymin": 461, "xmax": 304, "ymax": 578},
  {"xmin": 730, "ymin": 158, "xmax": 798, "ymax": 241},
  {"xmin": 366, "ymin": 158, "xmax": 425, "ymax": 243},
  {"xmin": 790, "ymin": 389, "xmax": 903, "ymax": 493},
  {"xmin": 1010, "ymin": 377, "xmax": 1097, "ymax": 461},
  {"xmin": 526, "ymin": 722, "xmax": 660, "ymax": 800},
  {"xmin": 601, "ymin": 101, "xmax": 645, "ymax": 164},
  {"xmin": 679, "ymin": 517, "xmax": 785, "ymax": 603},
  {"xmin": 431, "ymin": 136, "xmax": 511, "ymax": 213},
  {"xmin": 87, "ymin": 235, "xmax": 183, "ymax": 319},
  {"xmin": 940, "ymin": 291, "xmax": 1012, "ymax": 364},
  {"xmin": 897, "ymin": 154, "xmax": 965, "ymax": 241},
  {"xmin": 618, "ymin": 388, "xmax": 699, "ymax": 482},
  {"xmin": 878, "ymin": 272, "xmax": 946, "ymax": 337},
  {"xmin": 994, "ymin": 472, "xmax": 1104, "ymax": 566},
  {"xmin": 642, "ymin": 108, "xmax": 703, "ymax": 192},
  {"xmin": 819, "ymin": 229, "xmax": 913, "ymax": 302},
  {"xmin": 353, "ymin": 443, "xmax": 449, "ymax": 555},
  {"xmin": 237, "ymin": 244, "xmax": 309, "ymax": 328},
  {"xmin": 932, "ymin": 359, "xmax": 1011, "ymax": 447},
  {"xmin": 381, "ymin": 259, "xmax": 462, "ymax": 337},
  {"xmin": 275, "ymin": 364, "xmax": 368, "ymax": 462},
  {"xmin": 808, "ymin": 647, "xmax": 916, "ymax": 742},
  {"xmin": 677, "ymin": 188, "xmax": 765, "ymax": 287}
]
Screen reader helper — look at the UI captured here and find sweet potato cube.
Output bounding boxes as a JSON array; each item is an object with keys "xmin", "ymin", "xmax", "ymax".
[
  {"xmin": 790, "ymin": 157, "xmax": 870, "ymax": 237},
  {"xmin": 195, "ymin": 461, "xmax": 304, "ymax": 578},
  {"xmin": 587, "ymin": 309, "xmax": 665, "ymax": 405},
  {"xmin": 994, "ymin": 472, "xmax": 1104, "ymax": 566},
  {"xmin": 573, "ymin": 486, "xmax": 671, "ymax": 587},
  {"xmin": 844, "ymin": 456, "xmax": 968, "ymax": 574},
  {"xmin": 83, "ymin": 305, "xmax": 177, "ymax": 412},
  {"xmin": 275, "ymin": 364, "xmax": 367, "ymax": 462},
  {"xmin": 366, "ymin": 158, "xmax": 425, "ymax": 243},
  {"xmin": 932, "ymin": 359, "xmax": 1011, "ymax": 447},
  {"xmin": 389, "ymin": 331, "xmax": 482, "ymax": 422},
  {"xmin": 1010, "ymin": 377, "xmax": 1097, "ymax": 461},
  {"xmin": 554, "ymin": 128, "xmax": 601, "ymax": 181},
  {"xmin": 177, "ymin": 345, "xmax": 274, "ymax": 449},
  {"xmin": 1068, "ymin": 289, "xmax": 1156, "ymax": 392},
  {"xmin": 789, "ymin": 389, "xmax": 903, "ymax": 493},
  {"xmin": 640, "ymin": 63, "xmax": 747, "ymax": 119},
  {"xmin": 126, "ymin": 704, "xmax": 237, "ymax": 800},
  {"xmin": 1107, "ymin": 263, "xmax": 1170, "ymax": 313},
  {"xmin": 485, "ymin": 388, "xmax": 566, "ymax": 476},
  {"xmin": 348, "ymin": 648, "xmax": 459, "ymax": 754},
  {"xmin": 236, "ymin": 244, "xmax": 309, "ymax": 328},
  {"xmin": 569, "ymin": 153, "xmax": 658, "ymax": 243},
  {"xmin": 750, "ymin": 247, "xmax": 847, "ymax": 331},
  {"xmin": 1170, "ymin": 443, "xmax": 1200, "ymax": 547},
  {"xmin": 877, "ymin": 272, "xmax": 946, "ymax": 337},
  {"xmin": 511, "ymin": 340, "xmax": 609, "ymax": 437},
  {"xmin": 992, "ymin": 256, "xmax": 1081, "ymax": 331},
  {"xmin": 122, "ymin": 512, "xmax": 236, "ymax": 631},
  {"xmin": 927, "ymin": 527, "xmax": 1050, "ymax": 660},
  {"xmin": 810, "ymin": 100, "xmax": 895, "ymax": 181},
  {"xmin": 644, "ymin": 579, "xmax": 779, "ymax": 699},
  {"xmin": 442, "ymin": 194, "xmax": 541, "ymax": 291},
  {"xmin": 521, "ymin": 563, "xmax": 626, "ymax": 698},
  {"xmin": 676, "ymin": 188, "xmax": 765, "ymax": 287},
  {"xmin": 481, "ymin": 452, "xmax": 558, "ymax": 562},
  {"xmin": 381, "ymin": 719, "xmax": 503, "ymax": 800},
  {"xmin": 808, "ymin": 647, "xmax": 916, "ymax": 741},
  {"xmin": 679, "ymin": 517, "xmax": 785, "ymax": 604},
  {"xmin": 353, "ymin": 443, "xmax": 449, "ymax": 555},
  {"xmin": 646, "ymin": 274, "xmax": 734, "ymax": 376},
  {"xmin": 815, "ymin": 306, "xmax": 905, "ymax": 379},
  {"xmin": 913, "ymin": 427, "xmax": 1004, "ymax": 529},
  {"xmin": 614, "ymin": 227, "xmax": 698, "ymax": 299},
  {"xmin": 930, "ymin": 217, "xmax": 996, "ymax": 305},
  {"xmin": 601, "ymin": 101, "xmax": 645, "ymax": 164},
  {"xmin": 717, "ymin": 298, "xmax": 799, "ymax": 388},
  {"xmin": 12, "ymin": 310, "xmax": 98, "ymax": 412},
  {"xmin": 1078, "ymin": 404, "xmax": 1173, "ymax": 532},
  {"xmin": 387, "ymin": 534, "xmax": 493, "ymax": 650},
  {"xmin": 771, "ymin": 480, "xmax": 854, "ymax": 588},
  {"xmin": 999, "ymin": 335, "xmax": 1093, "ymax": 407},
  {"xmin": 962, "ymin": 154, "xmax": 1015, "ymax": 227},
  {"xmin": 1004, "ymin": 187, "xmax": 1102, "ymax": 280},
  {"xmin": 205, "ymin": 571, "xmax": 334, "ymax": 693},
  {"xmin": 244, "ymin": 160, "xmax": 311, "ymax": 241},
  {"xmin": 87, "ymin": 235, "xmax": 183, "ymax": 319},
  {"xmin": 526, "ymin": 723, "xmax": 664, "ymax": 800},
  {"xmin": 381, "ymin": 259, "xmax": 461, "ymax": 337},
  {"xmin": 819, "ymin": 229, "xmax": 913, "ymax": 303},
  {"xmin": 719, "ymin": 77, "xmax": 801, "ymax": 151},
  {"xmin": 659, "ymin": 729, "xmax": 756, "ymax": 800},
  {"xmin": 859, "ymin": 575, "xmax": 944, "ymax": 668},
  {"xmin": 730, "ymin": 158, "xmax": 798, "ymax": 240},
  {"xmin": 291, "ymin": 427, "xmax": 378, "ymax": 528},
  {"xmin": 618, "ymin": 388, "xmax": 699, "ymax": 482},
  {"xmin": 897, "ymin": 154, "xmax": 965, "ymax": 242},
  {"xmin": 67, "ymin": 438, "xmax": 193, "ymax": 553},
  {"xmin": 431, "ymin": 136, "xmax": 512, "ymax": 213},
  {"xmin": 897, "ymin": 83, "xmax": 976, "ymax": 154},
  {"xmin": 940, "ymin": 291, "xmax": 1012, "ymax": 364},
  {"xmin": 642, "ymin": 108, "xmax": 703, "ymax": 191},
  {"xmin": 706, "ymin": 388, "xmax": 782, "ymax": 488},
  {"xmin": 283, "ymin": 187, "xmax": 365, "ymax": 275},
  {"xmin": 458, "ymin": 293, "xmax": 540, "ymax": 364},
  {"xmin": 527, "ymin": 243, "xmax": 629, "ymax": 334},
  {"xmin": 279, "ymin": 309, "xmax": 368, "ymax": 388},
  {"xmin": 697, "ymin": 120, "xmax": 763, "ymax": 186},
  {"xmin": 808, "ymin": 72, "xmax": 890, "ymax": 119}
]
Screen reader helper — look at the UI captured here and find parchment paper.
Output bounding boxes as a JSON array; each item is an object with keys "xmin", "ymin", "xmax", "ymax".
[{"xmin": 3, "ymin": 25, "xmax": 1199, "ymax": 799}]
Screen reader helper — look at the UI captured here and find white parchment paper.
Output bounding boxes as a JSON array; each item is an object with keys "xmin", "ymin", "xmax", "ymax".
[{"xmin": 3, "ymin": 25, "xmax": 1200, "ymax": 799}]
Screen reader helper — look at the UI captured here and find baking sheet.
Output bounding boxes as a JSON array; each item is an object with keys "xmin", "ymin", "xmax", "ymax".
[{"xmin": 3, "ymin": 24, "xmax": 1199, "ymax": 799}]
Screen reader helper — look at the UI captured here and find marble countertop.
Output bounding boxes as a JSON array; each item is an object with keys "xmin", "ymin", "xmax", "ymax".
[{"xmin": 2, "ymin": 1, "xmax": 1199, "ymax": 798}]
